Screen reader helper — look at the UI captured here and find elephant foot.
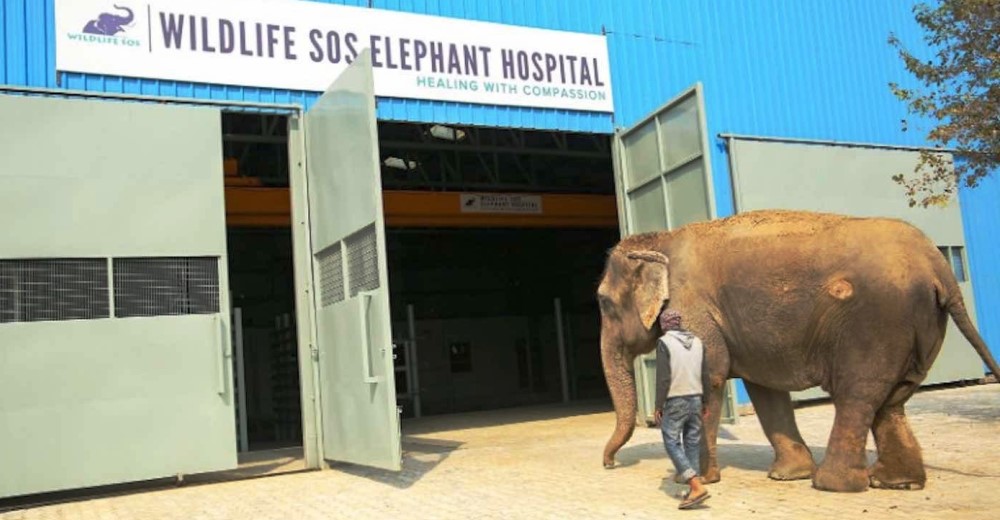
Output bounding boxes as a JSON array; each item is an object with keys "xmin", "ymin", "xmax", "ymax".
[
  {"xmin": 768, "ymin": 447, "xmax": 816, "ymax": 481},
  {"xmin": 701, "ymin": 465, "xmax": 721, "ymax": 484},
  {"xmin": 768, "ymin": 460, "xmax": 816, "ymax": 481},
  {"xmin": 678, "ymin": 469, "xmax": 719, "ymax": 483},
  {"xmin": 812, "ymin": 461, "xmax": 869, "ymax": 493},
  {"xmin": 868, "ymin": 461, "xmax": 925, "ymax": 491}
]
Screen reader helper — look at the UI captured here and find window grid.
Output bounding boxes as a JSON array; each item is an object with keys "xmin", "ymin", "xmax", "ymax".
[
  {"xmin": 0, "ymin": 257, "xmax": 223, "ymax": 324},
  {"xmin": 346, "ymin": 225, "xmax": 380, "ymax": 297},
  {"xmin": 318, "ymin": 245, "xmax": 345, "ymax": 307},
  {"xmin": 113, "ymin": 257, "xmax": 220, "ymax": 318},
  {"xmin": 0, "ymin": 259, "xmax": 109, "ymax": 324},
  {"xmin": 937, "ymin": 246, "xmax": 968, "ymax": 283}
]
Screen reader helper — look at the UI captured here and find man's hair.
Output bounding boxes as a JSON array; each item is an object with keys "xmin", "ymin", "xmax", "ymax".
[{"xmin": 659, "ymin": 308, "xmax": 682, "ymax": 331}]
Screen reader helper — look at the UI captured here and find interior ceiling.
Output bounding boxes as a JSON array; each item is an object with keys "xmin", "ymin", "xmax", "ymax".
[
  {"xmin": 377, "ymin": 122, "xmax": 614, "ymax": 194},
  {"xmin": 221, "ymin": 114, "xmax": 614, "ymax": 194}
]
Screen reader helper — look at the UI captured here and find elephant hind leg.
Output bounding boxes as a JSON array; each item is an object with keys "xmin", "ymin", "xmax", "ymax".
[
  {"xmin": 744, "ymin": 381, "xmax": 816, "ymax": 481},
  {"xmin": 812, "ymin": 394, "xmax": 881, "ymax": 492},
  {"xmin": 869, "ymin": 382, "xmax": 926, "ymax": 490},
  {"xmin": 869, "ymin": 303, "xmax": 943, "ymax": 490},
  {"xmin": 813, "ymin": 362, "xmax": 900, "ymax": 492}
]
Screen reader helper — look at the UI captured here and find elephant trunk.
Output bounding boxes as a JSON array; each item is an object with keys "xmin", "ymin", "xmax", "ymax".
[
  {"xmin": 114, "ymin": 5, "xmax": 134, "ymax": 25},
  {"xmin": 601, "ymin": 333, "xmax": 637, "ymax": 468}
]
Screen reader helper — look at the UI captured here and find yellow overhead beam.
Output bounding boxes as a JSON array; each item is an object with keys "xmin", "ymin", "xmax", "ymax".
[
  {"xmin": 225, "ymin": 187, "xmax": 618, "ymax": 229},
  {"xmin": 382, "ymin": 191, "xmax": 618, "ymax": 228}
]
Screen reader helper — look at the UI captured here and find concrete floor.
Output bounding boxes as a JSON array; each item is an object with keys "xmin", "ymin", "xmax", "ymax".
[{"xmin": 1, "ymin": 383, "xmax": 998, "ymax": 519}]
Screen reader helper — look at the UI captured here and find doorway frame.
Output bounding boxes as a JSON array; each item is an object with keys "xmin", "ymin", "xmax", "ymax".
[{"xmin": 287, "ymin": 110, "xmax": 323, "ymax": 470}]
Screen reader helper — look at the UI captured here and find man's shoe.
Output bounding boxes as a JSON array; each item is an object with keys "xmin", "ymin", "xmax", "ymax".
[{"xmin": 678, "ymin": 491, "xmax": 710, "ymax": 510}]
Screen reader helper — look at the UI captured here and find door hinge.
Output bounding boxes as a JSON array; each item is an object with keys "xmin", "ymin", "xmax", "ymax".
[{"xmin": 310, "ymin": 346, "xmax": 319, "ymax": 361}]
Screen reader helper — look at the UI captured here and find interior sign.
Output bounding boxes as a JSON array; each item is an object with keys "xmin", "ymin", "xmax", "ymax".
[
  {"xmin": 55, "ymin": 0, "xmax": 614, "ymax": 112},
  {"xmin": 460, "ymin": 194, "xmax": 543, "ymax": 215}
]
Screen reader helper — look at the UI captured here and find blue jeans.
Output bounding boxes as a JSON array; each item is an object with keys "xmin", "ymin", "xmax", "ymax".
[{"xmin": 661, "ymin": 395, "xmax": 703, "ymax": 483}]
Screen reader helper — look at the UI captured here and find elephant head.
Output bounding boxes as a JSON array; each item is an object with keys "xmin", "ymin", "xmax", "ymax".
[
  {"xmin": 597, "ymin": 246, "xmax": 670, "ymax": 468},
  {"xmin": 82, "ymin": 5, "xmax": 135, "ymax": 36}
]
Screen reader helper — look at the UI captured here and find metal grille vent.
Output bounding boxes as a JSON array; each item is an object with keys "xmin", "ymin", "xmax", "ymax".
[
  {"xmin": 347, "ymin": 225, "xmax": 380, "ymax": 297},
  {"xmin": 0, "ymin": 259, "xmax": 109, "ymax": 324},
  {"xmin": 317, "ymin": 245, "xmax": 345, "ymax": 307},
  {"xmin": 114, "ymin": 257, "xmax": 220, "ymax": 318}
]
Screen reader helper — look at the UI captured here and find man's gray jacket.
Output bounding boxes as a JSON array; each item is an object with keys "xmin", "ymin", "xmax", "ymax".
[{"xmin": 654, "ymin": 329, "xmax": 710, "ymax": 412}]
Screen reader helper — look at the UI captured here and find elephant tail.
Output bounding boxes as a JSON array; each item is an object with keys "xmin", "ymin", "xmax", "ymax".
[{"xmin": 942, "ymin": 287, "xmax": 1000, "ymax": 380}]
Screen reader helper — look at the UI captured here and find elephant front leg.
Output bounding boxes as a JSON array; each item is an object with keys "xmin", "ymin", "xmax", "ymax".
[
  {"xmin": 813, "ymin": 398, "xmax": 877, "ymax": 492},
  {"xmin": 694, "ymin": 328, "xmax": 732, "ymax": 484},
  {"xmin": 697, "ymin": 376, "xmax": 726, "ymax": 483},
  {"xmin": 744, "ymin": 381, "xmax": 816, "ymax": 480},
  {"xmin": 869, "ymin": 385, "xmax": 926, "ymax": 490}
]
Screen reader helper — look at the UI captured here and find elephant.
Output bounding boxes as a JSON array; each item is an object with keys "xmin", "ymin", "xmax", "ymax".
[
  {"xmin": 82, "ymin": 5, "xmax": 134, "ymax": 36},
  {"xmin": 597, "ymin": 209, "xmax": 1000, "ymax": 492}
]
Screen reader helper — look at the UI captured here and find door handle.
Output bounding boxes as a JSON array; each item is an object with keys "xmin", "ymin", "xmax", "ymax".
[
  {"xmin": 216, "ymin": 315, "xmax": 231, "ymax": 396},
  {"xmin": 358, "ymin": 291, "xmax": 381, "ymax": 384}
]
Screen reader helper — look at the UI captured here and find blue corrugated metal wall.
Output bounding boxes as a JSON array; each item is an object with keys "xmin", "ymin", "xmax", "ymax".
[
  {"xmin": 628, "ymin": 0, "xmax": 999, "ymax": 400},
  {"xmin": 961, "ymin": 176, "xmax": 1000, "ymax": 369},
  {"xmin": 2, "ymin": 0, "xmax": 997, "ymax": 398}
]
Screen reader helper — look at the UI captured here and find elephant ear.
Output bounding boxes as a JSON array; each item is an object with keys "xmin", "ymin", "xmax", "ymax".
[{"xmin": 627, "ymin": 251, "xmax": 670, "ymax": 330}]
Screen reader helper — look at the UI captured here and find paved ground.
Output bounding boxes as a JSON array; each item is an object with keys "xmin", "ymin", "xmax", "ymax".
[{"xmin": 2, "ymin": 384, "xmax": 997, "ymax": 519}]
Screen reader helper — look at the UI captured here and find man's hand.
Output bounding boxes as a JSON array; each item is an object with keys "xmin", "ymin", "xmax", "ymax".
[{"xmin": 654, "ymin": 409, "xmax": 663, "ymax": 426}]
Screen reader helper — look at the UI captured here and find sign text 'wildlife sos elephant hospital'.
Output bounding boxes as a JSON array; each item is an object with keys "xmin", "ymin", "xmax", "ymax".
[
  {"xmin": 0, "ymin": 0, "xmax": 997, "ymax": 501},
  {"xmin": 55, "ymin": 0, "xmax": 613, "ymax": 111}
]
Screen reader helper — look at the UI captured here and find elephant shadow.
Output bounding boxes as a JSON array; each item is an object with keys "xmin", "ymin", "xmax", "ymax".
[
  {"xmin": 624, "ymin": 440, "xmax": 1000, "ymax": 481},
  {"xmin": 613, "ymin": 425, "xmax": 742, "ymax": 469},
  {"xmin": 616, "ymin": 434, "xmax": 881, "ymax": 474}
]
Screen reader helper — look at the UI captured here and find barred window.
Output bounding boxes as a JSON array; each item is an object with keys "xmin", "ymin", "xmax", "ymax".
[
  {"xmin": 938, "ymin": 246, "xmax": 968, "ymax": 283},
  {"xmin": 0, "ymin": 259, "xmax": 109, "ymax": 324},
  {"xmin": 317, "ymin": 245, "xmax": 345, "ymax": 307},
  {"xmin": 346, "ymin": 225, "xmax": 380, "ymax": 297},
  {"xmin": 114, "ymin": 257, "xmax": 220, "ymax": 318}
]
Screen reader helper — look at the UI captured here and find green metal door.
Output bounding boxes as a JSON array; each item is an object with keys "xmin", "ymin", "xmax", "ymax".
[
  {"xmin": 0, "ymin": 94, "xmax": 236, "ymax": 498},
  {"xmin": 612, "ymin": 84, "xmax": 739, "ymax": 425},
  {"xmin": 304, "ymin": 51, "xmax": 402, "ymax": 471},
  {"xmin": 726, "ymin": 138, "xmax": 986, "ymax": 400}
]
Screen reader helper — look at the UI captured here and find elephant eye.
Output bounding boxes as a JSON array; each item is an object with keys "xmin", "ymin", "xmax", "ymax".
[{"xmin": 598, "ymin": 295, "xmax": 615, "ymax": 315}]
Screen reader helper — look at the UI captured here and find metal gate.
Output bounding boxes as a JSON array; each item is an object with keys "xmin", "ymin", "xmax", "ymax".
[
  {"xmin": 725, "ymin": 136, "xmax": 986, "ymax": 399},
  {"xmin": 303, "ymin": 50, "xmax": 402, "ymax": 471},
  {"xmin": 0, "ymin": 93, "xmax": 237, "ymax": 498},
  {"xmin": 612, "ymin": 84, "xmax": 739, "ymax": 424}
]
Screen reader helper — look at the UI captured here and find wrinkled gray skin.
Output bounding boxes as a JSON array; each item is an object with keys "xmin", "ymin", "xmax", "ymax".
[{"xmin": 597, "ymin": 210, "xmax": 1000, "ymax": 492}]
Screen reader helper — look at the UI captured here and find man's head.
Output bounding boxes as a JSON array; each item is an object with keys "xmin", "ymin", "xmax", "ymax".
[{"xmin": 659, "ymin": 308, "xmax": 682, "ymax": 331}]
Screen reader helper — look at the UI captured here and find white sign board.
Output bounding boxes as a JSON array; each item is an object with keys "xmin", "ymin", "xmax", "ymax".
[
  {"xmin": 460, "ymin": 193, "xmax": 542, "ymax": 215},
  {"xmin": 55, "ymin": 0, "xmax": 614, "ymax": 112}
]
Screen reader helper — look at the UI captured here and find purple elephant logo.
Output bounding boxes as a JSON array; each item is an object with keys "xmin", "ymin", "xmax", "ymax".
[{"xmin": 82, "ymin": 4, "xmax": 135, "ymax": 36}]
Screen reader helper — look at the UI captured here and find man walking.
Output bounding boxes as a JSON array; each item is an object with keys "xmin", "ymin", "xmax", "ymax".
[{"xmin": 653, "ymin": 308, "xmax": 711, "ymax": 509}]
